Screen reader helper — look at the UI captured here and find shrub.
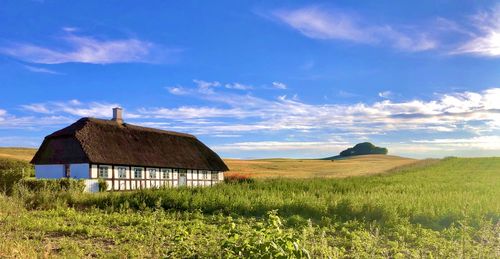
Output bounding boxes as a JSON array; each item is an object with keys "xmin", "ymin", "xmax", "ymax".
[
  {"xmin": 0, "ymin": 157, "xmax": 33, "ymax": 195},
  {"xmin": 224, "ymin": 173, "xmax": 255, "ymax": 184},
  {"xmin": 98, "ymin": 179, "xmax": 109, "ymax": 192},
  {"xmin": 16, "ymin": 178, "xmax": 85, "ymax": 193},
  {"xmin": 222, "ymin": 211, "xmax": 310, "ymax": 258}
]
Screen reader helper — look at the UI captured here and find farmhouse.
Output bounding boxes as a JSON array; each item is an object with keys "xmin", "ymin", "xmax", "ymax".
[{"xmin": 31, "ymin": 108, "xmax": 228, "ymax": 192}]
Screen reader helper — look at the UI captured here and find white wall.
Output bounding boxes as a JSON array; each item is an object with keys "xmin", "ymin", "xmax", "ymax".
[
  {"xmin": 35, "ymin": 163, "xmax": 89, "ymax": 179},
  {"xmin": 84, "ymin": 179, "xmax": 99, "ymax": 192},
  {"xmin": 35, "ymin": 164, "xmax": 64, "ymax": 179},
  {"xmin": 90, "ymin": 164, "xmax": 98, "ymax": 178},
  {"xmin": 71, "ymin": 164, "xmax": 90, "ymax": 179}
]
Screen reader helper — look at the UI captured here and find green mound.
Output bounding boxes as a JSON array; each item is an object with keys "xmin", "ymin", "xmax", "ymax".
[{"xmin": 324, "ymin": 142, "xmax": 388, "ymax": 159}]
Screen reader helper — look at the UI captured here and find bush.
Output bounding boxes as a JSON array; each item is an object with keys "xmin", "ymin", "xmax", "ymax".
[
  {"xmin": 98, "ymin": 179, "xmax": 109, "ymax": 192},
  {"xmin": 0, "ymin": 157, "xmax": 33, "ymax": 195},
  {"xmin": 17, "ymin": 178, "xmax": 85, "ymax": 193},
  {"xmin": 224, "ymin": 173, "xmax": 255, "ymax": 184}
]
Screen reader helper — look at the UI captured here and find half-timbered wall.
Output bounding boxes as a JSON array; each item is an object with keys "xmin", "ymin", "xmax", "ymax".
[
  {"xmin": 89, "ymin": 164, "xmax": 223, "ymax": 191},
  {"xmin": 35, "ymin": 164, "xmax": 223, "ymax": 192}
]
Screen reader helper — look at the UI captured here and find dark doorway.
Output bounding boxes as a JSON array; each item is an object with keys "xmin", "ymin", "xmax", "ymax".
[{"xmin": 64, "ymin": 164, "xmax": 70, "ymax": 178}]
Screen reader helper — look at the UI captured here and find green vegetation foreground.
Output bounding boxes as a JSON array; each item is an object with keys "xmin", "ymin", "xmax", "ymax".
[{"xmin": 1, "ymin": 157, "xmax": 499, "ymax": 257}]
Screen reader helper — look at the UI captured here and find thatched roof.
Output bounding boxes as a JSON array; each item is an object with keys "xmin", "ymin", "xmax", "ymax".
[{"xmin": 31, "ymin": 118, "xmax": 229, "ymax": 171}]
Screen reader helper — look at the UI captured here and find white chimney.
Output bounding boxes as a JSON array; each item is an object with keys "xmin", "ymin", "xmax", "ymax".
[{"xmin": 112, "ymin": 107, "xmax": 123, "ymax": 123}]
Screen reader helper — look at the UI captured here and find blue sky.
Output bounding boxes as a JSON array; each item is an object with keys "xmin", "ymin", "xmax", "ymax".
[{"xmin": 1, "ymin": 0, "xmax": 500, "ymax": 158}]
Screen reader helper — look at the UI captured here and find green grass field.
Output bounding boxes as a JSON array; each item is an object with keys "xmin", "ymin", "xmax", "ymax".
[{"xmin": 1, "ymin": 156, "xmax": 499, "ymax": 257}]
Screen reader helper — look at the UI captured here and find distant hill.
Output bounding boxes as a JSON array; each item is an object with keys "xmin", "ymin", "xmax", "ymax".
[{"xmin": 323, "ymin": 142, "xmax": 388, "ymax": 160}]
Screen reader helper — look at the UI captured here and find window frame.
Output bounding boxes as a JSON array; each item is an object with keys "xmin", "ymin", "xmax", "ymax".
[
  {"xmin": 211, "ymin": 171, "xmax": 218, "ymax": 180},
  {"xmin": 161, "ymin": 168, "xmax": 172, "ymax": 179},
  {"xmin": 98, "ymin": 166, "xmax": 109, "ymax": 178},
  {"xmin": 117, "ymin": 167, "xmax": 127, "ymax": 179},
  {"xmin": 201, "ymin": 170, "xmax": 209, "ymax": 180},
  {"xmin": 148, "ymin": 168, "xmax": 157, "ymax": 179},
  {"xmin": 133, "ymin": 167, "xmax": 143, "ymax": 179}
]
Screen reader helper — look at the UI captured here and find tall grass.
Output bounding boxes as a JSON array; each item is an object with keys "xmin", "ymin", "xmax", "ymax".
[
  {"xmin": 0, "ymin": 157, "xmax": 33, "ymax": 195},
  {"xmin": 1, "ymin": 157, "xmax": 499, "ymax": 257},
  {"xmin": 59, "ymin": 157, "xmax": 500, "ymax": 230}
]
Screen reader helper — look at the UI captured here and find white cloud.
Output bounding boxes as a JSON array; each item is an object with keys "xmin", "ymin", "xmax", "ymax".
[
  {"xmin": 24, "ymin": 65, "xmax": 61, "ymax": 75},
  {"xmin": 157, "ymin": 83, "xmax": 500, "ymax": 140},
  {"xmin": 21, "ymin": 100, "xmax": 122, "ymax": 118},
  {"xmin": 274, "ymin": 7, "xmax": 371, "ymax": 42},
  {"xmin": 272, "ymin": 81, "xmax": 287, "ymax": 89},
  {"xmin": 225, "ymin": 82, "xmax": 253, "ymax": 90},
  {"xmin": 5, "ymin": 87, "xmax": 500, "ymax": 157},
  {"xmin": 193, "ymin": 79, "xmax": 221, "ymax": 94},
  {"xmin": 452, "ymin": 6, "xmax": 500, "ymax": 57},
  {"xmin": 412, "ymin": 135, "xmax": 500, "ymax": 150},
  {"xmin": 166, "ymin": 86, "xmax": 189, "ymax": 95},
  {"xmin": 0, "ymin": 110, "xmax": 74, "ymax": 130},
  {"xmin": 22, "ymin": 103, "xmax": 52, "ymax": 114},
  {"xmin": 0, "ymin": 32, "xmax": 171, "ymax": 64},
  {"xmin": 214, "ymin": 140, "xmax": 348, "ymax": 151},
  {"xmin": 273, "ymin": 6, "xmax": 437, "ymax": 52},
  {"xmin": 378, "ymin": 91, "xmax": 393, "ymax": 99}
]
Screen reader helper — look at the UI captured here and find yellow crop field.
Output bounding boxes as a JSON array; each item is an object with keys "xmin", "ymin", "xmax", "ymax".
[
  {"xmin": 225, "ymin": 154, "xmax": 416, "ymax": 178},
  {"xmin": 0, "ymin": 147, "xmax": 37, "ymax": 161}
]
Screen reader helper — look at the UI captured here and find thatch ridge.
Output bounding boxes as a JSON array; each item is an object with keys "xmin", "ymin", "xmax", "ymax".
[{"xmin": 31, "ymin": 118, "xmax": 229, "ymax": 171}]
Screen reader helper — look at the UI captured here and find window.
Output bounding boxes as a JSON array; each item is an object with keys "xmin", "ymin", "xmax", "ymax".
[
  {"xmin": 162, "ymin": 169, "xmax": 172, "ymax": 179},
  {"xmin": 133, "ymin": 167, "xmax": 143, "ymax": 179},
  {"xmin": 201, "ymin": 170, "xmax": 208, "ymax": 180},
  {"xmin": 118, "ymin": 167, "xmax": 127, "ymax": 179},
  {"xmin": 149, "ymin": 168, "xmax": 157, "ymax": 179},
  {"xmin": 212, "ymin": 171, "xmax": 218, "ymax": 180},
  {"xmin": 98, "ymin": 166, "xmax": 109, "ymax": 178}
]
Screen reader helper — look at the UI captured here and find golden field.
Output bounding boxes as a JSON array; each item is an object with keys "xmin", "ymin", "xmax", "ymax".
[
  {"xmin": 0, "ymin": 147, "xmax": 37, "ymax": 161},
  {"xmin": 225, "ymin": 154, "xmax": 415, "ymax": 178}
]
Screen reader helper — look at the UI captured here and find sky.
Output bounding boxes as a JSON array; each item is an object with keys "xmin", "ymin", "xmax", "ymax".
[{"xmin": 0, "ymin": 0, "xmax": 500, "ymax": 159}]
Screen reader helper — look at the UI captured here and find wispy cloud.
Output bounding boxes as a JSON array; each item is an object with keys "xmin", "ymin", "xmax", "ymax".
[
  {"xmin": 0, "ymin": 31, "xmax": 174, "ymax": 64},
  {"xmin": 0, "ymin": 108, "xmax": 73, "ymax": 130},
  {"xmin": 412, "ymin": 135, "xmax": 500, "ymax": 150},
  {"xmin": 158, "ymin": 81, "xmax": 500, "ymax": 139},
  {"xmin": 214, "ymin": 140, "xmax": 348, "ymax": 151},
  {"xmin": 21, "ymin": 100, "xmax": 124, "ymax": 118},
  {"xmin": 273, "ymin": 6, "xmax": 437, "ymax": 52},
  {"xmin": 5, "ymin": 86, "xmax": 500, "ymax": 157},
  {"xmin": 378, "ymin": 91, "xmax": 393, "ymax": 99},
  {"xmin": 272, "ymin": 81, "xmax": 287, "ymax": 89},
  {"xmin": 24, "ymin": 65, "xmax": 62, "ymax": 74},
  {"xmin": 166, "ymin": 86, "xmax": 189, "ymax": 95},
  {"xmin": 338, "ymin": 90, "xmax": 360, "ymax": 98},
  {"xmin": 225, "ymin": 82, "xmax": 253, "ymax": 90},
  {"xmin": 452, "ymin": 5, "xmax": 500, "ymax": 57}
]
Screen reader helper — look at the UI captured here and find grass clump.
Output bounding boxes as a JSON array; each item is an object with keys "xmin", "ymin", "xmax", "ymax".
[{"xmin": 0, "ymin": 157, "xmax": 33, "ymax": 195}]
